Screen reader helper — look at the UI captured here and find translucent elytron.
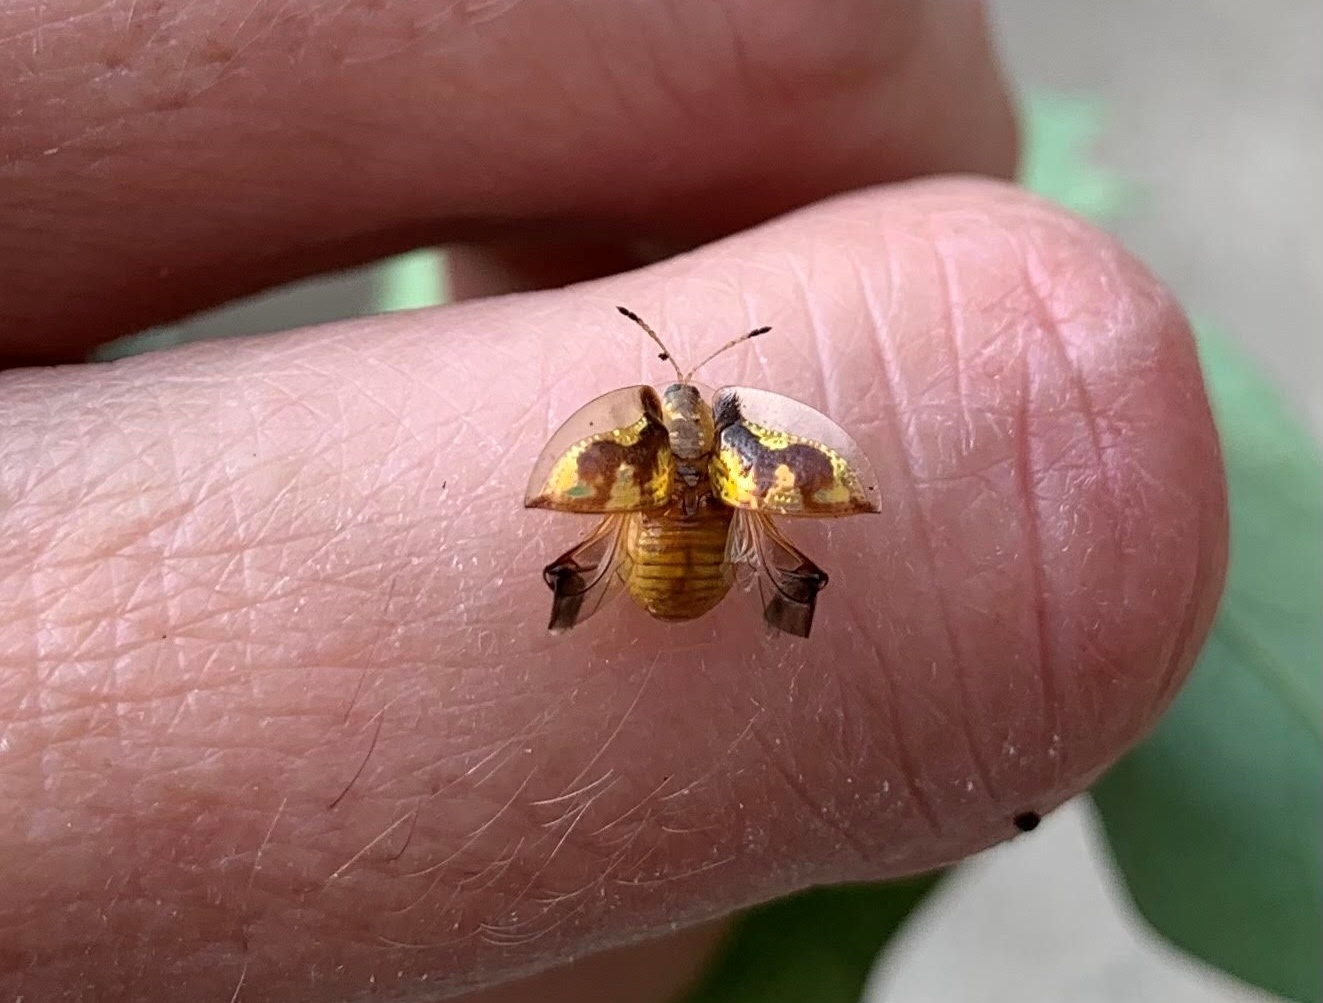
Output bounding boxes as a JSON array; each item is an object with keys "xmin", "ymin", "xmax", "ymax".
[
  {"xmin": 709, "ymin": 385, "xmax": 877, "ymax": 515},
  {"xmin": 525, "ymin": 385, "xmax": 673, "ymax": 513}
]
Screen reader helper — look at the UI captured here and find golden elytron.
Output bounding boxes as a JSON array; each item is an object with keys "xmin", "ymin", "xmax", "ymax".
[{"xmin": 524, "ymin": 308, "xmax": 880, "ymax": 637}]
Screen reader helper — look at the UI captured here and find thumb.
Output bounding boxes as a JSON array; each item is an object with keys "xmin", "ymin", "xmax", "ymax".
[{"xmin": 0, "ymin": 179, "xmax": 1226, "ymax": 1002}]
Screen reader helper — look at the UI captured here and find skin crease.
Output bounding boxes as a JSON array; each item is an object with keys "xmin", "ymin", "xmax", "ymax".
[
  {"xmin": 0, "ymin": 0, "xmax": 1228, "ymax": 1000},
  {"xmin": 0, "ymin": 180, "xmax": 1227, "ymax": 1001}
]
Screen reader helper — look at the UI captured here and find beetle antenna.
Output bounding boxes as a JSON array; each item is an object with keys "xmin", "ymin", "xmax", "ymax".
[
  {"xmin": 684, "ymin": 325, "xmax": 771, "ymax": 381},
  {"xmin": 617, "ymin": 306, "xmax": 683, "ymax": 382}
]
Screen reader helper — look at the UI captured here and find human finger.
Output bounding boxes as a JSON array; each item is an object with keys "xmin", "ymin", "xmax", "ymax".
[
  {"xmin": 0, "ymin": 0, "xmax": 1015, "ymax": 361},
  {"xmin": 0, "ymin": 179, "xmax": 1225, "ymax": 1002}
]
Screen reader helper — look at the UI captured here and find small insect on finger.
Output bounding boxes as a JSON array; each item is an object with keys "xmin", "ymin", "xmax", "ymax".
[{"xmin": 524, "ymin": 308, "xmax": 880, "ymax": 637}]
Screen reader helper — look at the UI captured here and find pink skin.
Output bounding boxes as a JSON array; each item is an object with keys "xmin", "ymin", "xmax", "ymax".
[
  {"xmin": 0, "ymin": 2, "xmax": 1226, "ymax": 1001},
  {"xmin": 1, "ymin": 181, "xmax": 1225, "ymax": 1001}
]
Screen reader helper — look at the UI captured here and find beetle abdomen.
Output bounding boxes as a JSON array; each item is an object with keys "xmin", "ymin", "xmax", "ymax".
[{"xmin": 625, "ymin": 499, "xmax": 733, "ymax": 621}]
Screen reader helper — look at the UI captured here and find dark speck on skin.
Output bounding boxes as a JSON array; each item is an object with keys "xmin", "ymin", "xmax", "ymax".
[{"xmin": 1014, "ymin": 811, "xmax": 1041, "ymax": 832}]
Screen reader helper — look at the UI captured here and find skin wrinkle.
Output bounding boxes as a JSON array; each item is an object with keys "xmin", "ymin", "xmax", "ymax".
[
  {"xmin": 908, "ymin": 230, "xmax": 1001, "ymax": 804},
  {"xmin": 0, "ymin": 183, "xmax": 1225, "ymax": 1001},
  {"xmin": 749, "ymin": 715, "xmax": 875, "ymax": 868},
  {"xmin": 816, "ymin": 601, "xmax": 937, "ymax": 863},
  {"xmin": 952, "ymin": 210, "xmax": 1116, "ymax": 793},
  {"xmin": 1020, "ymin": 240, "xmax": 1124, "ymax": 529},
  {"xmin": 36, "ymin": 500, "xmax": 515, "ymax": 947},
  {"xmin": 710, "ymin": 0, "xmax": 766, "ymax": 113},
  {"xmin": 1020, "ymin": 215, "xmax": 1214, "ymax": 753},
  {"xmin": 1015, "ymin": 242, "xmax": 1132, "ymax": 771},
  {"xmin": 600, "ymin": 5, "xmax": 697, "ymax": 139},
  {"xmin": 814, "ymin": 641, "xmax": 873, "ymax": 804},
  {"xmin": 1012, "ymin": 240, "xmax": 1105, "ymax": 783},
  {"xmin": 930, "ymin": 229, "xmax": 975, "ymax": 452},
  {"xmin": 849, "ymin": 234, "xmax": 975, "ymax": 834},
  {"xmin": 1013, "ymin": 350, "xmax": 1063, "ymax": 789}
]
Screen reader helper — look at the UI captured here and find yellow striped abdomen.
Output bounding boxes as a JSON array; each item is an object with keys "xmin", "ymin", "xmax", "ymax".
[{"xmin": 625, "ymin": 499, "xmax": 733, "ymax": 621}]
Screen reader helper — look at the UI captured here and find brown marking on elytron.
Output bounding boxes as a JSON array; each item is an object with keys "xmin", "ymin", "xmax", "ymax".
[
  {"xmin": 766, "ymin": 442, "xmax": 834, "ymax": 499},
  {"xmin": 715, "ymin": 395, "xmax": 843, "ymax": 512},
  {"xmin": 529, "ymin": 386, "xmax": 670, "ymax": 511},
  {"xmin": 573, "ymin": 411, "xmax": 670, "ymax": 506}
]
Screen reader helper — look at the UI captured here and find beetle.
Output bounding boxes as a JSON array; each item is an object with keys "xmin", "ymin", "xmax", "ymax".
[{"xmin": 524, "ymin": 307, "xmax": 880, "ymax": 637}]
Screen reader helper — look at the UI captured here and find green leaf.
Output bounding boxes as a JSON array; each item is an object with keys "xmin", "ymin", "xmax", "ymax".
[
  {"xmin": 1018, "ymin": 92, "xmax": 1137, "ymax": 222},
  {"xmin": 680, "ymin": 875, "xmax": 943, "ymax": 1003},
  {"xmin": 375, "ymin": 248, "xmax": 448, "ymax": 312},
  {"xmin": 1092, "ymin": 326, "xmax": 1323, "ymax": 1003}
]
